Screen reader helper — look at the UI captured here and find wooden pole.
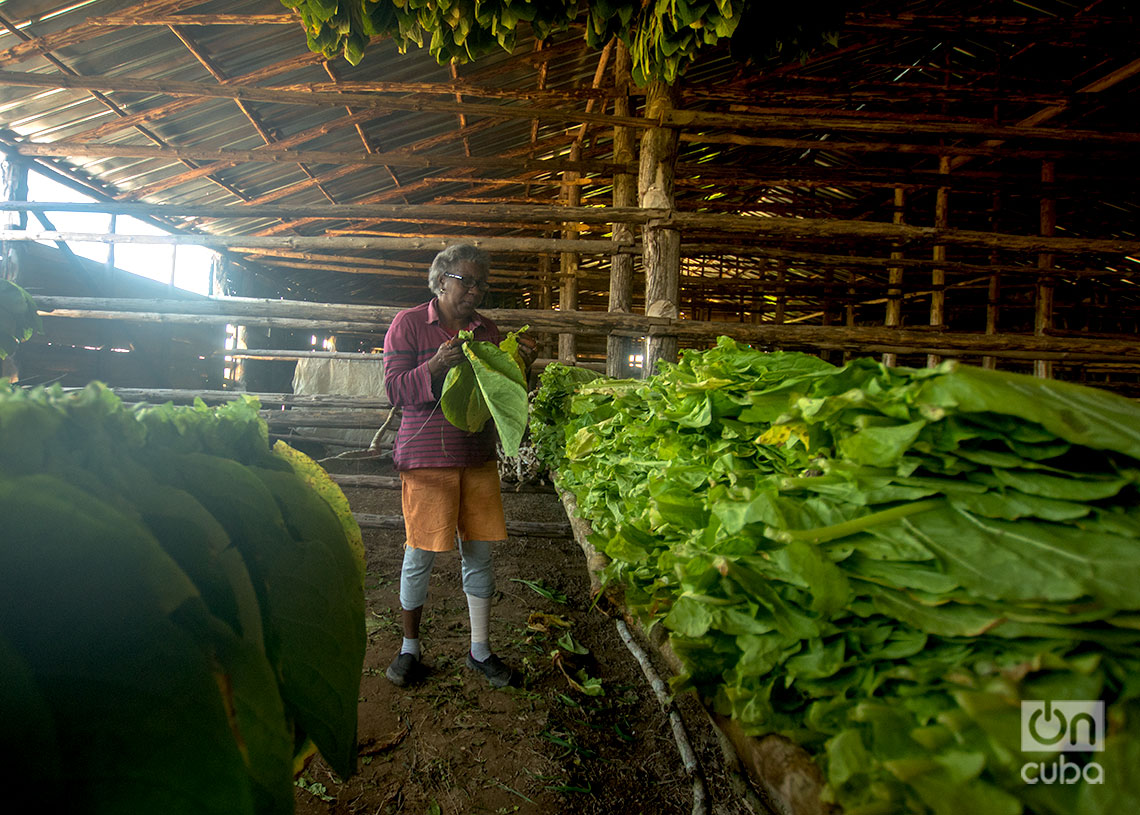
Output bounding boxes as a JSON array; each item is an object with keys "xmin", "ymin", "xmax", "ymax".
[
  {"xmin": 537, "ymin": 252, "xmax": 553, "ymax": 360},
  {"xmin": 558, "ymin": 143, "xmax": 582, "ymax": 364},
  {"xmin": 983, "ymin": 191, "xmax": 1002, "ymax": 370},
  {"xmin": 882, "ymin": 188, "xmax": 906, "ymax": 366},
  {"xmin": 607, "ymin": 41, "xmax": 636, "ymax": 378},
  {"xmin": 1035, "ymin": 161, "xmax": 1056, "ymax": 379},
  {"xmin": 640, "ymin": 81, "xmax": 681, "ymax": 375},
  {"xmin": 31, "ymin": 295, "xmax": 1140, "ymax": 361},
  {"xmin": 927, "ymin": 156, "xmax": 950, "ymax": 367},
  {"xmin": 774, "ymin": 264, "xmax": 786, "ymax": 328}
]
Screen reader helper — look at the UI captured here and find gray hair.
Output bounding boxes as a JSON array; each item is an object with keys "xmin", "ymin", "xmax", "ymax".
[{"xmin": 427, "ymin": 244, "xmax": 490, "ymax": 296}]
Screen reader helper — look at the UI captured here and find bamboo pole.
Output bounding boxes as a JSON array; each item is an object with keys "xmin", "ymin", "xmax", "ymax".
[
  {"xmin": 607, "ymin": 41, "xmax": 636, "ymax": 379},
  {"xmin": 882, "ymin": 188, "xmax": 906, "ymax": 366}
]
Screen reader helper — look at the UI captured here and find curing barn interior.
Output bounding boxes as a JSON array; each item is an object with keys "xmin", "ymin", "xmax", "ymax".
[{"xmin": 1, "ymin": 1, "xmax": 1139, "ymax": 815}]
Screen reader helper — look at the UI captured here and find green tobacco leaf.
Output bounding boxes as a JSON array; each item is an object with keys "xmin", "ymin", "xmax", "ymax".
[
  {"xmin": 464, "ymin": 338, "xmax": 528, "ymax": 455},
  {"xmin": 919, "ymin": 362, "xmax": 1140, "ymax": 459},
  {"xmin": 262, "ymin": 535, "xmax": 365, "ymax": 780},
  {"xmin": 441, "ymin": 356, "xmax": 492, "ymax": 432},
  {"xmin": 441, "ymin": 331, "xmax": 529, "ymax": 455},
  {"xmin": 273, "ymin": 440, "xmax": 365, "ymax": 586},
  {"xmin": 0, "ymin": 475, "xmax": 257, "ymax": 814}
]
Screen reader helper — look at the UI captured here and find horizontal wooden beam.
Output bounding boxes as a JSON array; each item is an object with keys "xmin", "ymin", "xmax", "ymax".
[
  {"xmin": 665, "ymin": 109, "xmax": 1140, "ymax": 145},
  {"xmin": 0, "ymin": 70, "xmax": 650, "ymax": 130},
  {"xmin": 31, "ymin": 296, "xmax": 1140, "ymax": 361},
  {"xmin": 5, "ymin": 141, "xmax": 630, "ymax": 175},
  {"xmin": 353, "ymin": 513, "xmax": 571, "ymax": 538},
  {"xmin": 99, "ymin": 386, "xmax": 388, "ymax": 409},
  {"xmin": 89, "ymin": 14, "xmax": 296, "ymax": 25},
  {"xmin": 333, "ymin": 474, "xmax": 554, "ymax": 494},
  {"xmin": 4, "ymin": 230, "xmax": 635, "ymax": 254},
  {"xmin": 6, "ymin": 213, "xmax": 1138, "ymax": 256},
  {"xmin": 0, "ymin": 200, "xmax": 662, "ymax": 225}
]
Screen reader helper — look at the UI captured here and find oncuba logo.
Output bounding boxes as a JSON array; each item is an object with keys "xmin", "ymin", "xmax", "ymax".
[{"xmin": 1020, "ymin": 700, "xmax": 1105, "ymax": 785}]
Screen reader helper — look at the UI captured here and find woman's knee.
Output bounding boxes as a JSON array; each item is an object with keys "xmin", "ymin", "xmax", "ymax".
[
  {"xmin": 400, "ymin": 546, "xmax": 436, "ymax": 609},
  {"xmin": 459, "ymin": 539, "xmax": 495, "ymax": 598}
]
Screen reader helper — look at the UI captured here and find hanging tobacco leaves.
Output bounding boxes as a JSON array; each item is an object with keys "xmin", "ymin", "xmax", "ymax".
[
  {"xmin": 283, "ymin": 0, "xmax": 844, "ymax": 83},
  {"xmin": 532, "ymin": 338, "xmax": 1140, "ymax": 815}
]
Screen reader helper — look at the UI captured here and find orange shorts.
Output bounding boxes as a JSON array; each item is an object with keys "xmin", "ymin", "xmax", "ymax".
[{"xmin": 400, "ymin": 461, "xmax": 507, "ymax": 551}]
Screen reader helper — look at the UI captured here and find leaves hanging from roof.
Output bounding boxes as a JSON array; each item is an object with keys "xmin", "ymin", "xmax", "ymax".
[{"xmin": 285, "ymin": 0, "xmax": 845, "ymax": 83}]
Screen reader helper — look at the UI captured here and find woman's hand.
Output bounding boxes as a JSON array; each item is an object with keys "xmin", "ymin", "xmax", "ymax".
[
  {"xmin": 517, "ymin": 334, "xmax": 538, "ymax": 369},
  {"xmin": 427, "ymin": 337, "xmax": 465, "ymax": 378}
]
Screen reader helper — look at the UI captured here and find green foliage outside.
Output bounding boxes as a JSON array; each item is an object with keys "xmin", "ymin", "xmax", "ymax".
[
  {"xmin": 283, "ymin": 0, "xmax": 845, "ymax": 84},
  {"xmin": 0, "ymin": 384, "xmax": 366, "ymax": 814},
  {"xmin": 531, "ymin": 338, "xmax": 1140, "ymax": 814},
  {"xmin": 0, "ymin": 278, "xmax": 41, "ymax": 360}
]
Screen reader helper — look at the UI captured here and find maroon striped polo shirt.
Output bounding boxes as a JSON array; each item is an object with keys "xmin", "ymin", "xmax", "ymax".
[{"xmin": 383, "ymin": 298, "xmax": 501, "ymax": 471}]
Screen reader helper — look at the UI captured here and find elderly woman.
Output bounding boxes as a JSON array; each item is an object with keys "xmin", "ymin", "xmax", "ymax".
[{"xmin": 382, "ymin": 243, "xmax": 535, "ymax": 688}]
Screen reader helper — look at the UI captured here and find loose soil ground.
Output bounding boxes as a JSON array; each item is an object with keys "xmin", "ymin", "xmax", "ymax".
[{"xmin": 293, "ymin": 456, "xmax": 769, "ymax": 815}]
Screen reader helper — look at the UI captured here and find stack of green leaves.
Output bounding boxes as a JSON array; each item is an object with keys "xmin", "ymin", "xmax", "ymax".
[
  {"xmin": 0, "ymin": 383, "xmax": 366, "ymax": 815},
  {"xmin": 532, "ymin": 337, "xmax": 1140, "ymax": 815}
]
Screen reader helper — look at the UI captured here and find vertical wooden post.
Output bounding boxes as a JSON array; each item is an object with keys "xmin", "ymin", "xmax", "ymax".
[
  {"xmin": 105, "ymin": 213, "xmax": 117, "ymax": 285},
  {"xmin": 927, "ymin": 157, "xmax": 950, "ymax": 367},
  {"xmin": 983, "ymin": 191, "xmax": 1001, "ymax": 370},
  {"xmin": 821, "ymin": 270, "xmax": 835, "ymax": 364},
  {"xmin": 844, "ymin": 271, "xmax": 856, "ymax": 363},
  {"xmin": 882, "ymin": 187, "xmax": 906, "ymax": 367},
  {"xmin": 1035, "ymin": 161, "xmax": 1056, "ymax": 379},
  {"xmin": 1, "ymin": 155, "xmax": 28, "ymax": 382},
  {"xmin": 774, "ymin": 263, "xmax": 786, "ymax": 328},
  {"xmin": 1, "ymin": 155, "xmax": 28, "ymax": 284},
  {"xmin": 607, "ymin": 41, "xmax": 635, "ymax": 378},
  {"xmin": 640, "ymin": 81, "xmax": 680, "ymax": 376},
  {"xmin": 558, "ymin": 143, "xmax": 582, "ymax": 364},
  {"xmin": 538, "ymin": 252, "xmax": 553, "ymax": 361}
]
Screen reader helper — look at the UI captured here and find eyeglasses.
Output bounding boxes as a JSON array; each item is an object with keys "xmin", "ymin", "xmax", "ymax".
[{"xmin": 443, "ymin": 272, "xmax": 490, "ymax": 292}]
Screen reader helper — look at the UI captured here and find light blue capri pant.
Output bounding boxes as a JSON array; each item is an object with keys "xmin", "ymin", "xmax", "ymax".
[{"xmin": 399, "ymin": 538, "xmax": 495, "ymax": 609}]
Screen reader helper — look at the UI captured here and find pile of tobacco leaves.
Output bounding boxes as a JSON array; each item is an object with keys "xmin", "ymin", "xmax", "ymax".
[{"xmin": 532, "ymin": 338, "xmax": 1140, "ymax": 815}]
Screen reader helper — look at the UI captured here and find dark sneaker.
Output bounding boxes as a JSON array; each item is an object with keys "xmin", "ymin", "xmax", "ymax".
[
  {"xmin": 385, "ymin": 652, "xmax": 422, "ymax": 687},
  {"xmin": 466, "ymin": 653, "xmax": 512, "ymax": 688}
]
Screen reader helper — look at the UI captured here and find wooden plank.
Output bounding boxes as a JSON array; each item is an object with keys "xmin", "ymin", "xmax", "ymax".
[
  {"xmin": 354, "ymin": 513, "xmax": 571, "ymax": 538},
  {"xmin": 333, "ymin": 474, "xmax": 554, "ymax": 494}
]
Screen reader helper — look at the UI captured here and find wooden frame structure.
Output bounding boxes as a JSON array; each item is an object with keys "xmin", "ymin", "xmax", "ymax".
[{"xmin": 0, "ymin": 0, "xmax": 1137, "ymax": 394}]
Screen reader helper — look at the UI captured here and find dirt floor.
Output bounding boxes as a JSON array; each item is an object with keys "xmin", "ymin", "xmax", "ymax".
[{"xmin": 292, "ymin": 454, "xmax": 769, "ymax": 815}]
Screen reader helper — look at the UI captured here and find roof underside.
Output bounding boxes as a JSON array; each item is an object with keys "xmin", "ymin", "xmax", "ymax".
[{"xmin": 1, "ymin": 0, "xmax": 1138, "ymax": 373}]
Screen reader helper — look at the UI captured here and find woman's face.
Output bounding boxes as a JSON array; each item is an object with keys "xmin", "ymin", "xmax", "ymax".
[{"xmin": 437, "ymin": 260, "xmax": 488, "ymax": 322}]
